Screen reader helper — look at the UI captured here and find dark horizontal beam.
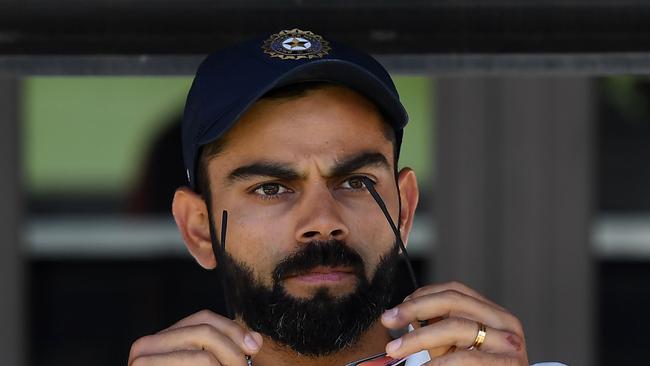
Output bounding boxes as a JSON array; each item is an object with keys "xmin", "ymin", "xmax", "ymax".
[
  {"xmin": 5, "ymin": 53, "xmax": 650, "ymax": 76},
  {"xmin": 3, "ymin": 1, "xmax": 650, "ymax": 54}
]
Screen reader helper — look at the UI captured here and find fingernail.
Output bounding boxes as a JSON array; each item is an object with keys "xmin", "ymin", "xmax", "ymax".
[
  {"xmin": 386, "ymin": 338, "xmax": 402, "ymax": 354},
  {"xmin": 382, "ymin": 308, "xmax": 399, "ymax": 321},
  {"xmin": 244, "ymin": 334, "xmax": 260, "ymax": 351},
  {"xmin": 252, "ymin": 332, "xmax": 263, "ymax": 345}
]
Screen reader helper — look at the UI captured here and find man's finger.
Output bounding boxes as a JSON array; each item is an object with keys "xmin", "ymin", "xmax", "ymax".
[
  {"xmin": 130, "ymin": 350, "xmax": 222, "ymax": 366},
  {"xmin": 129, "ymin": 324, "xmax": 250, "ymax": 366},
  {"xmin": 382, "ymin": 289, "xmax": 522, "ymax": 334},
  {"xmin": 384, "ymin": 317, "xmax": 522, "ymax": 360},
  {"xmin": 406, "ymin": 282, "xmax": 505, "ymax": 312},
  {"xmin": 160, "ymin": 309, "xmax": 263, "ymax": 355},
  {"xmin": 162, "ymin": 310, "xmax": 233, "ymax": 333}
]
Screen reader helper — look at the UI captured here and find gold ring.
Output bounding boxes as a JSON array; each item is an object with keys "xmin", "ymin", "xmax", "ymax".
[{"xmin": 467, "ymin": 322, "xmax": 487, "ymax": 350}]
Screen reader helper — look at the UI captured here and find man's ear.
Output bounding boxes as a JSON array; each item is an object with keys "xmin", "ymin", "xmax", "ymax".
[
  {"xmin": 397, "ymin": 167, "xmax": 419, "ymax": 246},
  {"xmin": 171, "ymin": 187, "xmax": 217, "ymax": 269}
]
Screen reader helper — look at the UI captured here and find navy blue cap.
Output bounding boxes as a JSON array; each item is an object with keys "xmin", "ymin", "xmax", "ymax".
[{"xmin": 182, "ymin": 28, "xmax": 409, "ymax": 189}]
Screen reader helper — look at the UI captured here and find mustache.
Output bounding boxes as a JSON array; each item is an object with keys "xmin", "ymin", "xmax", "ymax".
[{"xmin": 272, "ymin": 240, "xmax": 366, "ymax": 282}]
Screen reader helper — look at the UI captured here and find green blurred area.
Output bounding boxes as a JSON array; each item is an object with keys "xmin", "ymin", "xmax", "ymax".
[
  {"xmin": 394, "ymin": 76, "xmax": 434, "ymax": 187},
  {"xmin": 22, "ymin": 76, "xmax": 433, "ymax": 195},
  {"xmin": 23, "ymin": 77, "xmax": 192, "ymax": 194}
]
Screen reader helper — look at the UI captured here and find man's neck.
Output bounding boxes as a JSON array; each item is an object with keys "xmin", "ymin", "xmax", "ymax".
[{"xmin": 250, "ymin": 321, "xmax": 392, "ymax": 366}]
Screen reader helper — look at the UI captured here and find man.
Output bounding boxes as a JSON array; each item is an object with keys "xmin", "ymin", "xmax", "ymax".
[{"xmin": 128, "ymin": 29, "xmax": 564, "ymax": 366}]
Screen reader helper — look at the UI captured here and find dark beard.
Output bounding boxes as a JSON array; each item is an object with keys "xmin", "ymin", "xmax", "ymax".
[{"xmin": 218, "ymin": 240, "xmax": 400, "ymax": 357}]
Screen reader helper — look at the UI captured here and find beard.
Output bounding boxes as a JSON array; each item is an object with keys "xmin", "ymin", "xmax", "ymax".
[{"xmin": 217, "ymin": 239, "xmax": 400, "ymax": 357}]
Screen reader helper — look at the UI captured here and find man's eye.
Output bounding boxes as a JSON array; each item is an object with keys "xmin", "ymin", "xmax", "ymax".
[
  {"xmin": 341, "ymin": 176, "xmax": 367, "ymax": 190},
  {"xmin": 253, "ymin": 183, "xmax": 289, "ymax": 197}
]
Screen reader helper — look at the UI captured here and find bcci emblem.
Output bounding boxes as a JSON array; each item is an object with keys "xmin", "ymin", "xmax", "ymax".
[{"xmin": 263, "ymin": 29, "xmax": 331, "ymax": 60}]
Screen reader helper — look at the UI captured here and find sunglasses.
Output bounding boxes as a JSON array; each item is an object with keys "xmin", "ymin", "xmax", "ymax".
[{"xmin": 207, "ymin": 176, "xmax": 420, "ymax": 366}]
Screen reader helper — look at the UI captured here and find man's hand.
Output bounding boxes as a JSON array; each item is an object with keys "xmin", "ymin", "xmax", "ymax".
[
  {"xmin": 380, "ymin": 282, "xmax": 529, "ymax": 366},
  {"xmin": 128, "ymin": 310, "xmax": 263, "ymax": 366}
]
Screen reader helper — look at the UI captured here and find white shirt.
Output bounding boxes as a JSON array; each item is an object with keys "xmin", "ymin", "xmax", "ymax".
[{"xmin": 404, "ymin": 350, "xmax": 566, "ymax": 366}]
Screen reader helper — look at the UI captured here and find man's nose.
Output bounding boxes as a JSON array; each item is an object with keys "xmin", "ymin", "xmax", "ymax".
[{"xmin": 294, "ymin": 185, "xmax": 349, "ymax": 243}]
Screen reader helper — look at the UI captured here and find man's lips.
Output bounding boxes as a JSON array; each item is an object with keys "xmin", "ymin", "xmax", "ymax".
[{"xmin": 285, "ymin": 266, "xmax": 356, "ymax": 283}]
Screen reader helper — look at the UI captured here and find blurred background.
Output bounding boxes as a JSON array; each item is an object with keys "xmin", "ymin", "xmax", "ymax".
[{"xmin": 2, "ymin": 1, "xmax": 650, "ymax": 365}]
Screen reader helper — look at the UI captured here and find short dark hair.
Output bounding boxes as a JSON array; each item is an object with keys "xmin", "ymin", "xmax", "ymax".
[{"xmin": 195, "ymin": 82, "xmax": 399, "ymax": 198}]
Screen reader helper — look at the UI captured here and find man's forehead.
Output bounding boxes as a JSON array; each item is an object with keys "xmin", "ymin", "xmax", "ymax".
[{"xmin": 220, "ymin": 87, "xmax": 392, "ymax": 150}]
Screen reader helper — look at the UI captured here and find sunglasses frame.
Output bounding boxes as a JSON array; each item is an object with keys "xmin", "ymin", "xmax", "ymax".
[{"xmin": 344, "ymin": 351, "xmax": 408, "ymax": 366}]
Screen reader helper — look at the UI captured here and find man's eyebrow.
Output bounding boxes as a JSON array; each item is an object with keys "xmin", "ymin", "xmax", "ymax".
[
  {"xmin": 227, "ymin": 162, "xmax": 302, "ymax": 182},
  {"xmin": 330, "ymin": 152, "xmax": 390, "ymax": 177}
]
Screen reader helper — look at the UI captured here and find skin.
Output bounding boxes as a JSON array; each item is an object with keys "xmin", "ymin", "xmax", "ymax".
[{"xmin": 128, "ymin": 86, "xmax": 530, "ymax": 366}]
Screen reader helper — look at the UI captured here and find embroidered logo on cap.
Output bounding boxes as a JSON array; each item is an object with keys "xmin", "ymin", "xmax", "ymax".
[{"xmin": 262, "ymin": 29, "xmax": 331, "ymax": 60}]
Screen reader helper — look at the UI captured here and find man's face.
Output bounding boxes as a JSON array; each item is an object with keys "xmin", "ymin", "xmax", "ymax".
[
  {"xmin": 175, "ymin": 85, "xmax": 418, "ymax": 355},
  {"xmin": 205, "ymin": 85, "xmax": 402, "ymax": 300}
]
